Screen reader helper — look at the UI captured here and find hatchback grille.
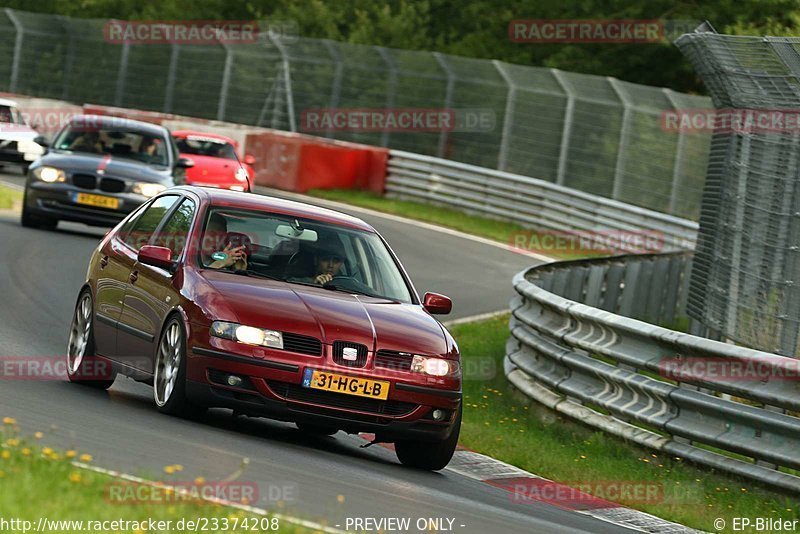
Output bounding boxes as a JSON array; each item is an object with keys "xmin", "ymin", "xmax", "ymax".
[
  {"xmin": 72, "ymin": 174, "xmax": 97, "ymax": 189},
  {"xmin": 267, "ymin": 381, "xmax": 416, "ymax": 416},
  {"xmin": 281, "ymin": 332, "xmax": 322, "ymax": 356},
  {"xmin": 332, "ymin": 341, "xmax": 368, "ymax": 368},
  {"xmin": 375, "ymin": 350, "xmax": 413, "ymax": 371},
  {"xmin": 100, "ymin": 177, "xmax": 126, "ymax": 193}
]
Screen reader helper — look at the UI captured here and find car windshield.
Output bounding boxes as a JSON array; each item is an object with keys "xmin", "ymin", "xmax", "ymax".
[
  {"xmin": 53, "ymin": 124, "xmax": 169, "ymax": 166},
  {"xmin": 198, "ymin": 208, "xmax": 413, "ymax": 303},
  {"xmin": 175, "ymin": 136, "xmax": 237, "ymax": 160}
]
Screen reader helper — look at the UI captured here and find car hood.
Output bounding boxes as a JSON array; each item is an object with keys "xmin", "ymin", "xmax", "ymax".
[
  {"xmin": 200, "ymin": 270, "xmax": 448, "ymax": 356},
  {"xmin": 41, "ymin": 151, "xmax": 172, "ymax": 182}
]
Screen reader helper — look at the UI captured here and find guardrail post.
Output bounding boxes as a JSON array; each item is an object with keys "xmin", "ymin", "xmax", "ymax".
[
  {"xmin": 5, "ymin": 8, "xmax": 23, "ymax": 93},
  {"xmin": 376, "ymin": 46, "xmax": 397, "ymax": 148},
  {"xmin": 433, "ymin": 52, "xmax": 455, "ymax": 159},
  {"xmin": 268, "ymin": 31, "xmax": 296, "ymax": 132},
  {"xmin": 550, "ymin": 69, "xmax": 574, "ymax": 186},
  {"xmin": 493, "ymin": 60, "xmax": 516, "ymax": 172},
  {"xmin": 663, "ymin": 89, "xmax": 686, "ymax": 216},
  {"xmin": 217, "ymin": 43, "xmax": 234, "ymax": 121},
  {"xmin": 322, "ymin": 40, "xmax": 343, "ymax": 139},
  {"xmin": 163, "ymin": 44, "xmax": 180, "ymax": 114},
  {"xmin": 608, "ymin": 77, "xmax": 632, "ymax": 201},
  {"xmin": 114, "ymin": 41, "xmax": 130, "ymax": 106}
]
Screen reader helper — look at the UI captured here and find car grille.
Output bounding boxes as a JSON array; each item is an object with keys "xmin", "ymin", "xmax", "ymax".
[
  {"xmin": 100, "ymin": 177, "xmax": 126, "ymax": 193},
  {"xmin": 72, "ymin": 174, "xmax": 97, "ymax": 189},
  {"xmin": 332, "ymin": 341, "xmax": 368, "ymax": 368},
  {"xmin": 267, "ymin": 381, "xmax": 416, "ymax": 416},
  {"xmin": 374, "ymin": 350, "xmax": 413, "ymax": 371},
  {"xmin": 281, "ymin": 332, "xmax": 322, "ymax": 356}
]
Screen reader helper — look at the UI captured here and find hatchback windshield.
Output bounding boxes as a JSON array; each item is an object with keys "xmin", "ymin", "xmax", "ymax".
[
  {"xmin": 175, "ymin": 135, "xmax": 237, "ymax": 160},
  {"xmin": 198, "ymin": 208, "xmax": 413, "ymax": 303},
  {"xmin": 53, "ymin": 125, "xmax": 169, "ymax": 166}
]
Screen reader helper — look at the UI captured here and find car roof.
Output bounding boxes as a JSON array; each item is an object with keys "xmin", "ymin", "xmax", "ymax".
[
  {"xmin": 68, "ymin": 114, "xmax": 169, "ymax": 136},
  {"xmin": 173, "ymin": 186, "xmax": 376, "ymax": 232},
  {"xmin": 0, "ymin": 98, "xmax": 19, "ymax": 107},
  {"xmin": 172, "ymin": 130, "xmax": 237, "ymax": 144}
]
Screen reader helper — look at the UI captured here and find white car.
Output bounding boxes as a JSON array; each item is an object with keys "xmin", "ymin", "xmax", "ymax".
[{"xmin": 0, "ymin": 98, "xmax": 46, "ymax": 174}]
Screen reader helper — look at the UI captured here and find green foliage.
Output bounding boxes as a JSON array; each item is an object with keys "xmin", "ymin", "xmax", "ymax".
[{"xmin": 2, "ymin": 0, "xmax": 799, "ymax": 92}]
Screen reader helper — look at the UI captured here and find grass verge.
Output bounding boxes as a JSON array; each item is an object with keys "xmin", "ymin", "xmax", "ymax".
[
  {"xmin": 453, "ymin": 314, "xmax": 798, "ymax": 533},
  {"xmin": 0, "ymin": 422, "xmax": 309, "ymax": 533},
  {"xmin": 307, "ymin": 189, "xmax": 603, "ymax": 260},
  {"xmin": 0, "ymin": 183, "xmax": 22, "ymax": 210}
]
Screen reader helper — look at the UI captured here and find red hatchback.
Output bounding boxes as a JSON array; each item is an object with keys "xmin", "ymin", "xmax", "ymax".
[
  {"xmin": 66, "ymin": 187, "xmax": 462, "ymax": 470},
  {"xmin": 172, "ymin": 130, "xmax": 255, "ymax": 191}
]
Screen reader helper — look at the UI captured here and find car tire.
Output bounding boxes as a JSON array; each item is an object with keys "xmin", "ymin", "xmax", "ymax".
[
  {"xmin": 66, "ymin": 290, "xmax": 116, "ymax": 390},
  {"xmin": 154, "ymin": 316, "xmax": 206, "ymax": 418},
  {"xmin": 395, "ymin": 404, "xmax": 462, "ymax": 471},
  {"xmin": 296, "ymin": 422, "xmax": 338, "ymax": 436}
]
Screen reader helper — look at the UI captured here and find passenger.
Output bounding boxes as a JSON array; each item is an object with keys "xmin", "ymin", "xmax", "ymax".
[{"xmin": 202, "ymin": 213, "xmax": 247, "ymax": 270}]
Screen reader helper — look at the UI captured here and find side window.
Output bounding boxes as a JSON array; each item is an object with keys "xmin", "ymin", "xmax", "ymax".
[
  {"xmin": 117, "ymin": 203, "xmax": 148, "ymax": 243},
  {"xmin": 125, "ymin": 195, "xmax": 179, "ymax": 251},
  {"xmin": 154, "ymin": 198, "xmax": 196, "ymax": 260}
]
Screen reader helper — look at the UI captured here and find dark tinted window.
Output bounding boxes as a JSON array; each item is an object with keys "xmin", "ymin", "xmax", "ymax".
[
  {"xmin": 154, "ymin": 198, "xmax": 196, "ymax": 260},
  {"xmin": 125, "ymin": 195, "xmax": 179, "ymax": 251}
]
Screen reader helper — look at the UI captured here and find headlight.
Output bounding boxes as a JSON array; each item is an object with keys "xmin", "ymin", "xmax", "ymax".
[
  {"xmin": 132, "ymin": 182, "xmax": 167, "ymax": 198},
  {"xmin": 210, "ymin": 321, "xmax": 284, "ymax": 349},
  {"xmin": 234, "ymin": 167, "xmax": 249, "ymax": 183},
  {"xmin": 410, "ymin": 355, "xmax": 459, "ymax": 377},
  {"xmin": 33, "ymin": 166, "xmax": 65, "ymax": 183}
]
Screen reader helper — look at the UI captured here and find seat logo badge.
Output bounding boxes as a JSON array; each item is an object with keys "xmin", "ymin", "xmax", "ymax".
[{"xmin": 342, "ymin": 347, "xmax": 358, "ymax": 361}]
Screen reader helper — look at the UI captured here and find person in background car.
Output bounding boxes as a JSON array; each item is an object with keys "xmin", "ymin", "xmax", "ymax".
[{"xmin": 68, "ymin": 130, "xmax": 104, "ymax": 153}]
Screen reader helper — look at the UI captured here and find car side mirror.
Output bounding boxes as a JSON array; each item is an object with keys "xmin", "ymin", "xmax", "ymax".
[
  {"xmin": 244, "ymin": 154, "xmax": 256, "ymax": 165},
  {"xmin": 423, "ymin": 292, "xmax": 452, "ymax": 315},
  {"xmin": 138, "ymin": 245, "xmax": 175, "ymax": 271},
  {"xmin": 176, "ymin": 156, "xmax": 194, "ymax": 168},
  {"xmin": 33, "ymin": 135, "xmax": 49, "ymax": 147}
]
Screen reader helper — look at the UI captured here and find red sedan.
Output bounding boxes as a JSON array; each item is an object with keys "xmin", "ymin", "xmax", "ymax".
[
  {"xmin": 172, "ymin": 130, "xmax": 255, "ymax": 191},
  {"xmin": 66, "ymin": 187, "xmax": 462, "ymax": 470}
]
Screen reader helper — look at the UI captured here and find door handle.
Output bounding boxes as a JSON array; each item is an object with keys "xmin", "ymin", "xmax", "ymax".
[
  {"xmin": 129, "ymin": 271, "xmax": 138, "ymax": 284},
  {"xmin": 99, "ymin": 256, "xmax": 109, "ymax": 269}
]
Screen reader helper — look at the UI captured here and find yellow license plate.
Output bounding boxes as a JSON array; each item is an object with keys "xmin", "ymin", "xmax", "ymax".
[
  {"xmin": 74, "ymin": 193, "xmax": 120, "ymax": 209},
  {"xmin": 303, "ymin": 369, "xmax": 390, "ymax": 400}
]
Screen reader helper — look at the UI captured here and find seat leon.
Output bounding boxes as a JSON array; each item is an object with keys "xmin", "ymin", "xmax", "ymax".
[{"xmin": 66, "ymin": 186, "xmax": 462, "ymax": 470}]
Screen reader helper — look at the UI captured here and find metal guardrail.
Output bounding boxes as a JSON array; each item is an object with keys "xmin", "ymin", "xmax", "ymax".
[
  {"xmin": 505, "ymin": 252, "xmax": 800, "ymax": 493},
  {"xmin": 386, "ymin": 150, "xmax": 699, "ymax": 252}
]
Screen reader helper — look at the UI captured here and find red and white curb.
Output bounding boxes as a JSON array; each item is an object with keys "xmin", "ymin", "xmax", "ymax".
[{"xmin": 360, "ymin": 435, "xmax": 697, "ymax": 533}]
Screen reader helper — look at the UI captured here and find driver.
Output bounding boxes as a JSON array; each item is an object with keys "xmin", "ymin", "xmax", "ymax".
[
  {"xmin": 202, "ymin": 213, "xmax": 247, "ymax": 271},
  {"xmin": 290, "ymin": 243, "xmax": 345, "ymax": 285}
]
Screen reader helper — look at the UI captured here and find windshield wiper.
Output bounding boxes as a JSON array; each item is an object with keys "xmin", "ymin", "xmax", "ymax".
[{"xmin": 321, "ymin": 283, "xmax": 394, "ymax": 301}]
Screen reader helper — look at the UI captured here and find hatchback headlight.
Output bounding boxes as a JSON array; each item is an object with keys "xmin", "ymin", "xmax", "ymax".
[
  {"xmin": 132, "ymin": 182, "xmax": 167, "ymax": 198},
  {"xmin": 410, "ymin": 355, "xmax": 460, "ymax": 377},
  {"xmin": 210, "ymin": 321, "xmax": 284, "ymax": 349},
  {"xmin": 33, "ymin": 166, "xmax": 65, "ymax": 183}
]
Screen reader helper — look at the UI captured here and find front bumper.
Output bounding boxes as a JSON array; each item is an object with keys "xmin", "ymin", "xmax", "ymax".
[
  {"xmin": 186, "ymin": 338, "xmax": 462, "ymax": 442},
  {"xmin": 24, "ymin": 181, "xmax": 147, "ymax": 226}
]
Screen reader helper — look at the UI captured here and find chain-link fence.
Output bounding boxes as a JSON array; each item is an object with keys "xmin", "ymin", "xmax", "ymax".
[
  {"xmin": 0, "ymin": 8, "xmax": 711, "ymax": 219},
  {"xmin": 676, "ymin": 29, "xmax": 800, "ymax": 357}
]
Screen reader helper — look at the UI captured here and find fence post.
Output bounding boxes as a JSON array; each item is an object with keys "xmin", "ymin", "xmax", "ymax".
[
  {"xmin": 608, "ymin": 77, "xmax": 632, "ymax": 200},
  {"xmin": 663, "ymin": 89, "xmax": 686, "ymax": 215},
  {"xmin": 217, "ymin": 43, "xmax": 233, "ymax": 121},
  {"xmin": 114, "ymin": 42, "xmax": 130, "ymax": 107},
  {"xmin": 5, "ymin": 9, "xmax": 23, "ymax": 93},
  {"xmin": 322, "ymin": 40, "xmax": 343, "ymax": 139},
  {"xmin": 268, "ymin": 31, "xmax": 296, "ymax": 132},
  {"xmin": 433, "ymin": 52, "xmax": 455, "ymax": 159},
  {"xmin": 493, "ymin": 60, "xmax": 516, "ymax": 172},
  {"xmin": 59, "ymin": 15, "xmax": 76, "ymax": 101},
  {"xmin": 163, "ymin": 44, "xmax": 180, "ymax": 114},
  {"xmin": 376, "ymin": 47, "xmax": 397, "ymax": 148},
  {"xmin": 551, "ymin": 69, "xmax": 575, "ymax": 186}
]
